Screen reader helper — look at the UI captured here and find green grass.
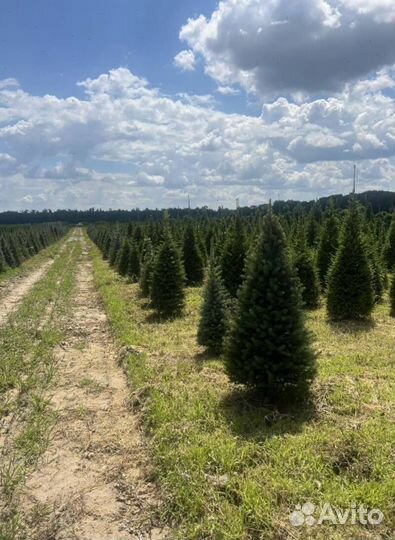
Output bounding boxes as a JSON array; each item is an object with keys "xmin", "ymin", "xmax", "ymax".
[
  {"xmin": 0, "ymin": 234, "xmax": 81, "ymax": 539},
  {"xmin": 91, "ymin": 240, "xmax": 395, "ymax": 540}
]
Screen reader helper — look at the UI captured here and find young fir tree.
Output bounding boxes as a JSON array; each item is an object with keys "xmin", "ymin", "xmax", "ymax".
[
  {"xmin": 127, "ymin": 242, "xmax": 141, "ymax": 282},
  {"xmin": 383, "ymin": 211, "xmax": 395, "ymax": 270},
  {"xmin": 316, "ymin": 211, "xmax": 339, "ymax": 290},
  {"xmin": 117, "ymin": 240, "xmax": 131, "ymax": 276},
  {"xmin": 327, "ymin": 201, "xmax": 374, "ymax": 321},
  {"xmin": 109, "ymin": 234, "xmax": 121, "ymax": 267},
  {"xmin": 0, "ymin": 247, "xmax": 7, "ymax": 272},
  {"xmin": 306, "ymin": 203, "xmax": 322, "ymax": 248},
  {"xmin": 150, "ymin": 232, "xmax": 185, "ymax": 317},
  {"xmin": 221, "ymin": 214, "xmax": 246, "ymax": 297},
  {"xmin": 225, "ymin": 210, "xmax": 315, "ymax": 401},
  {"xmin": 140, "ymin": 236, "xmax": 153, "ymax": 262},
  {"xmin": 365, "ymin": 231, "xmax": 384, "ymax": 303},
  {"xmin": 293, "ymin": 230, "xmax": 320, "ymax": 309},
  {"xmin": 183, "ymin": 223, "xmax": 204, "ymax": 285},
  {"xmin": 139, "ymin": 239, "xmax": 155, "ymax": 297},
  {"xmin": 390, "ymin": 273, "xmax": 395, "ymax": 317},
  {"xmin": 103, "ymin": 233, "xmax": 112, "ymax": 259},
  {"xmin": 197, "ymin": 255, "xmax": 229, "ymax": 354}
]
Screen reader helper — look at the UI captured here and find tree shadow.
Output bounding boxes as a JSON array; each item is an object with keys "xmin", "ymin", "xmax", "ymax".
[
  {"xmin": 328, "ymin": 318, "xmax": 375, "ymax": 335},
  {"xmin": 194, "ymin": 349, "xmax": 221, "ymax": 370},
  {"xmin": 138, "ymin": 296, "xmax": 152, "ymax": 310},
  {"xmin": 220, "ymin": 386, "xmax": 316, "ymax": 442},
  {"xmin": 144, "ymin": 310, "xmax": 184, "ymax": 324}
]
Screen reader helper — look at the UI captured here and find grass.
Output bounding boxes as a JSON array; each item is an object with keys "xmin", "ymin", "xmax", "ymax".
[
  {"xmin": 78, "ymin": 377, "xmax": 106, "ymax": 394},
  {"xmin": 0, "ymin": 234, "xmax": 81, "ymax": 539},
  {"xmin": 91, "ymin": 239, "xmax": 395, "ymax": 540}
]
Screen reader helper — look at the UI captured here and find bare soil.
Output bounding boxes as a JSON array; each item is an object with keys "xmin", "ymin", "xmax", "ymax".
[
  {"xmin": 0, "ymin": 261, "xmax": 55, "ymax": 326},
  {"xmin": 20, "ymin": 242, "xmax": 169, "ymax": 540}
]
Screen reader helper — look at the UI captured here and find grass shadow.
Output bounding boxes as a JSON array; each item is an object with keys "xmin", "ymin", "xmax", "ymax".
[
  {"xmin": 220, "ymin": 386, "xmax": 316, "ymax": 442},
  {"xmin": 328, "ymin": 317, "xmax": 375, "ymax": 335}
]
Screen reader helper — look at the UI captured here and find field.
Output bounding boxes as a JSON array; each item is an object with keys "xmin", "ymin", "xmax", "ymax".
[{"xmin": 0, "ymin": 222, "xmax": 394, "ymax": 540}]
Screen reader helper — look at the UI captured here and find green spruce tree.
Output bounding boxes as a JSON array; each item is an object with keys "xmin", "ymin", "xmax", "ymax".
[
  {"xmin": 117, "ymin": 240, "xmax": 131, "ymax": 276},
  {"xmin": 183, "ymin": 223, "xmax": 204, "ymax": 285},
  {"xmin": 383, "ymin": 211, "xmax": 395, "ymax": 270},
  {"xmin": 139, "ymin": 239, "xmax": 155, "ymax": 297},
  {"xmin": 293, "ymin": 243, "xmax": 320, "ymax": 309},
  {"xmin": 221, "ymin": 214, "xmax": 246, "ymax": 297},
  {"xmin": 365, "ymin": 232, "xmax": 384, "ymax": 303},
  {"xmin": 316, "ymin": 211, "xmax": 339, "ymax": 290},
  {"xmin": 109, "ymin": 234, "xmax": 121, "ymax": 267},
  {"xmin": 127, "ymin": 242, "xmax": 141, "ymax": 282},
  {"xmin": 151, "ymin": 233, "xmax": 185, "ymax": 317},
  {"xmin": 327, "ymin": 201, "xmax": 374, "ymax": 321},
  {"xmin": 197, "ymin": 256, "xmax": 229, "ymax": 354},
  {"xmin": 225, "ymin": 210, "xmax": 315, "ymax": 401},
  {"xmin": 390, "ymin": 273, "xmax": 395, "ymax": 317}
]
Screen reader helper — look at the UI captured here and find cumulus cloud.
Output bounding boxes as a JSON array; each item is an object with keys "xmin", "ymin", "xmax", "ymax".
[
  {"xmin": 0, "ymin": 67, "xmax": 393, "ymax": 210},
  {"xmin": 216, "ymin": 85, "xmax": 240, "ymax": 96},
  {"xmin": 173, "ymin": 49, "xmax": 196, "ymax": 71},
  {"xmin": 178, "ymin": 0, "xmax": 395, "ymax": 97}
]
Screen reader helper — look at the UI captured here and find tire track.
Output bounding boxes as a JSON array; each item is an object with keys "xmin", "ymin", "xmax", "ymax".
[
  {"xmin": 21, "ymin": 238, "xmax": 169, "ymax": 540},
  {"xmin": 0, "ymin": 235, "xmax": 72, "ymax": 327}
]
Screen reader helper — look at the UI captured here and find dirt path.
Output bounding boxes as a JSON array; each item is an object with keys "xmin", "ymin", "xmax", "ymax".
[
  {"xmin": 0, "ymin": 260, "xmax": 55, "ymax": 326},
  {"xmin": 21, "ymin": 240, "xmax": 167, "ymax": 540},
  {"xmin": 0, "ymin": 235, "xmax": 73, "ymax": 327}
]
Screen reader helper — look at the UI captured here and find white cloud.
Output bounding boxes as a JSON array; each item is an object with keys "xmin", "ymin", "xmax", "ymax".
[
  {"xmin": 173, "ymin": 49, "xmax": 196, "ymax": 71},
  {"xmin": 216, "ymin": 85, "xmax": 240, "ymax": 96},
  {"xmin": 0, "ymin": 67, "xmax": 393, "ymax": 210},
  {"xmin": 178, "ymin": 0, "xmax": 395, "ymax": 97}
]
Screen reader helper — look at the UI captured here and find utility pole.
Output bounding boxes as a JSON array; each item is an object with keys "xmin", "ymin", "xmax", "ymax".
[
  {"xmin": 187, "ymin": 194, "xmax": 191, "ymax": 210},
  {"xmin": 352, "ymin": 164, "xmax": 356, "ymax": 194},
  {"xmin": 236, "ymin": 198, "xmax": 239, "ymax": 209}
]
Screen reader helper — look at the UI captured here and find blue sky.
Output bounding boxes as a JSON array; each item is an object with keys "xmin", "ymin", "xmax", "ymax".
[
  {"xmin": 0, "ymin": 0, "xmax": 242, "ymax": 109},
  {"xmin": 0, "ymin": 0, "xmax": 394, "ymax": 210}
]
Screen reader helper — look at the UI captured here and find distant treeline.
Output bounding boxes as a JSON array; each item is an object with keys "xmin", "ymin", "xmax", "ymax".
[{"xmin": 0, "ymin": 190, "xmax": 395, "ymax": 225}]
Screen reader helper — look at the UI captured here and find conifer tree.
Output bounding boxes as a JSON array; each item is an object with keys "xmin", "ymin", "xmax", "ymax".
[
  {"xmin": 109, "ymin": 234, "xmax": 121, "ymax": 267},
  {"xmin": 117, "ymin": 240, "xmax": 131, "ymax": 276},
  {"xmin": 197, "ymin": 256, "xmax": 229, "ymax": 354},
  {"xmin": 151, "ymin": 232, "xmax": 185, "ymax": 317},
  {"xmin": 140, "ymin": 236, "xmax": 153, "ymax": 262},
  {"xmin": 383, "ymin": 211, "xmax": 395, "ymax": 270},
  {"xmin": 140, "ymin": 254, "xmax": 155, "ymax": 297},
  {"xmin": 221, "ymin": 214, "xmax": 246, "ymax": 297},
  {"xmin": 327, "ymin": 201, "xmax": 374, "ymax": 321},
  {"xmin": 225, "ymin": 210, "xmax": 315, "ymax": 401},
  {"xmin": 390, "ymin": 273, "xmax": 395, "ymax": 317},
  {"xmin": 1, "ymin": 238, "xmax": 16, "ymax": 268},
  {"xmin": 133, "ymin": 225, "xmax": 144, "ymax": 245},
  {"xmin": 183, "ymin": 223, "xmax": 204, "ymax": 285},
  {"xmin": 0, "ymin": 247, "xmax": 7, "ymax": 272},
  {"xmin": 306, "ymin": 203, "xmax": 322, "ymax": 248},
  {"xmin": 365, "ymin": 232, "xmax": 384, "ymax": 303},
  {"xmin": 316, "ymin": 211, "xmax": 339, "ymax": 290},
  {"xmin": 103, "ymin": 233, "xmax": 112, "ymax": 259},
  {"xmin": 293, "ymin": 243, "xmax": 320, "ymax": 309},
  {"xmin": 127, "ymin": 242, "xmax": 141, "ymax": 282}
]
